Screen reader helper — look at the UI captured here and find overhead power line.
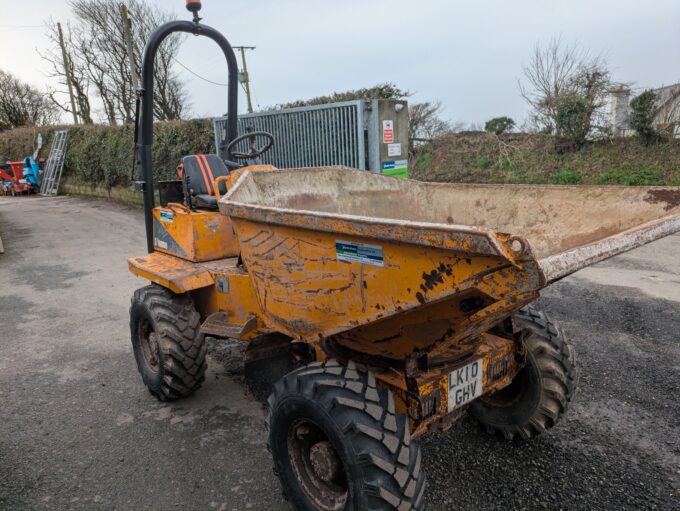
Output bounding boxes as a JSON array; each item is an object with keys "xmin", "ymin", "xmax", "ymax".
[
  {"xmin": 173, "ymin": 57, "xmax": 227, "ymax": 87},
  {"xmin": 172, "ymin": 51, "xmax": 261, "ymax": 109}
]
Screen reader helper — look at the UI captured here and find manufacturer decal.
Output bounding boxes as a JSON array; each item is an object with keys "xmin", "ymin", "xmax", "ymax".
[
  {"xmin": 159, "ymin": 210, "xmax": 175, "ymax": 222},
  {"xmin": 153, "ymin": 217, "xmax": 187, "ymax": 256},
  {"xmin": 336, "ymin": 241, "xmax": 384, "ymax": 267}
]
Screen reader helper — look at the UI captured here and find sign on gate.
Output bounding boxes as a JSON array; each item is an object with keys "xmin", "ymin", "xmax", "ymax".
[
  {"xmin": 213, "ymin": 99, "xmax": 409, "ymax": 175},
  {"xmin": 382, "ymin": 120, "xmax": 394, "ymax": 143}
]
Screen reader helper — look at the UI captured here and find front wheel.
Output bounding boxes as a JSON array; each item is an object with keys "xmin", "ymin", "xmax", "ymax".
[
  {"xmin": 129, "ymin": 284, "xmax": 207, "ymax": 401},
  {"xmin": 266, "ymin": 359, "xmax": 426, "ymax": 510},
  {"xmin": 471, "ymin": 306, "xmax": 578, "ymax": 440}
]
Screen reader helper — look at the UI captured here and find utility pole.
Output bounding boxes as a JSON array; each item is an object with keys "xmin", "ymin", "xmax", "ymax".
[
  {"xmin": 120, "ymin": 3, "xmax": 139, "ymax": 123},
  {"xmin": 57, "ymin": 22, "xmax": 78, "ymax": 124},
  {"xmin": 234, "ymin": 46, "xmax": 255, "ymax": 113}
]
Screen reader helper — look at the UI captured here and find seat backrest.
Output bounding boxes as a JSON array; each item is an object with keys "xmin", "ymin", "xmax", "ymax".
[{"xmin": 182, "ymin": 154, "xmax": 229, "ymax": 196}]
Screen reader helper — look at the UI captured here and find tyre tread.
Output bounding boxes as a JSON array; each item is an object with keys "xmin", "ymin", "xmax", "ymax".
[
  {"xmin": 474, "ymin": 305, "xmax": 578, "ymax": 440},
  {"xmin": 130, "ymin": 284, "xmax": 206, "ymax": 401},
  {"xmin": 266, "ymin": 359, "xmax": 426, "ymax": 510}
]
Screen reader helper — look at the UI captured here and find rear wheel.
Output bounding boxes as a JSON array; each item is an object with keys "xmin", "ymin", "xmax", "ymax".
[
  {"xmin": 130, "ymin": 284, "xmax": 207, "ymax": 401},
  {"xmin": 471, "ymin": 306, "xmax": 577, "ymax": 440},
  {"xmin": 266, "ymin": 359, "xmax": 426, "ymax": 510}
]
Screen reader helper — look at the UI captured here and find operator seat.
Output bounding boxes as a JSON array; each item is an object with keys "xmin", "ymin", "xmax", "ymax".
[{"xmin": 181, "ymin": 154, "xmax": 231, "ymax": 210}]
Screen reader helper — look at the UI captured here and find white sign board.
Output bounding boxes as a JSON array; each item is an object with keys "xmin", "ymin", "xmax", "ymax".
[{"xmin": 387, "ymin": 143, "xmax": 402, "ymax": 157}]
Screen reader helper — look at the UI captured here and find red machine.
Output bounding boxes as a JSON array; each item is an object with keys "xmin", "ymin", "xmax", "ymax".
[{"xmin": 0, "ymin": 161, "xmax": 31, "ymax": 195}]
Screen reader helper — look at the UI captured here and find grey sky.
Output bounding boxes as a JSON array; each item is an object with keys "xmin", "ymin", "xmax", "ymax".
[{"xmin": 1, "ymin": 0, "xmax": 679, "ymax": 124}]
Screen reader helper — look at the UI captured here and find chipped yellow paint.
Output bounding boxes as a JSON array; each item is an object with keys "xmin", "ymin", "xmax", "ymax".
[
  {"xmin": 127, "ymin": 165, "xmax": 680, "ymax": 437},
  {"xmin": 153, "ymin": 204, "xmax": 240, "ymax": 262},
  {"xmin": 130, "ymin": 253, "xmax": 272, "ymax": 339},
  {"xmin": 151, "ymin": 164, "xmax": 277, "ymax": 264},
  {"xmin": 229, "ymin": 218, "xmax": 536, "ymax": 355},
  {"xmin": 192, "ymin": 262, "xmax": 272, "ymax": 339},
  {"xmin": 373, "ymin": 332, "xmax": 521, "ymax": 437},
  {"xmin": 128, "ymin": 252, "xmax": 216, "ymax": 293}
]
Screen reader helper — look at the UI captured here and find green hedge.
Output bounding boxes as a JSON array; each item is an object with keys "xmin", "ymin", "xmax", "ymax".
[
  {"xmin": 411, "ymin": 133, "xmax": 680, "ymax": 186},
  {"xmin": 0, "ymin": 119, "xmax": 215, "ymax": 187},
  {"xmin": 5, "ymin": 123, "xmax": 679, "ymax": 192}
]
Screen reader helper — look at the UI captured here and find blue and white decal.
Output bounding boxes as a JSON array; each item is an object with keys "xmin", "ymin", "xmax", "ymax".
[
  {"xmin": 336, "ymin": 240, "xmax": 383, "ymax": 267},
  {"xmin": 153, "ymin": 217, "xmax": 187, "ymax": 257},
  {"xmin": 159, "ymin": 210, "xmax": 175, "ymax": 223}
]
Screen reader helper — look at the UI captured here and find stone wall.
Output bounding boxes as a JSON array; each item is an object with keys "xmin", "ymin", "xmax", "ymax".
[{"xmin": 60, "ymin": 178, "xmax": 146, "ymax": 207}]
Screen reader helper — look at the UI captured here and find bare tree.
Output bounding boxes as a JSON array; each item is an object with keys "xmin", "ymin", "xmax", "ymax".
[
  {"xmin": 41, "ymin": 0, "xmax": 188, "ymax": 125},
  {"xmin": 408, "ymin": 101, "xmax": 450, "ymax": 142},
  {"xmin": 41, "ymin": 20, "xmax": 93, "ymax": 124},
  {"xmin": 519, "ymin": 38, "xmax": 612, "ymax": 135},
  {"xmin": 0, "ymin": 69, "xmax": 59, "ymax": 131},
  {"xmin": 140, "ymin": 11, "xmax": 189, "ymax": 122}
]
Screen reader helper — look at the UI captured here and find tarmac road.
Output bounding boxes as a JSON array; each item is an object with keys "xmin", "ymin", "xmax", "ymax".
[{"xmin": 0, "ymin": 195, "xmax": 678, "ymax": 510}]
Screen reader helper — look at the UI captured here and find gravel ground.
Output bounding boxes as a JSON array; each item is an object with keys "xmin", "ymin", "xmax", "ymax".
[
  {"xmin": 422, "ymin": 277, "xmax": 680, "ymax": 510},
  {"xmin": 0, "ymin": 195, "xmax": 678, "ymax": 510}
]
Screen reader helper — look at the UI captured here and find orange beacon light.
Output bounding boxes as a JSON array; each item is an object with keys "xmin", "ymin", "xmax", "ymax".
[{"xmin": 185, "ymin": 1, "xmax": 201, "ymax": 13}]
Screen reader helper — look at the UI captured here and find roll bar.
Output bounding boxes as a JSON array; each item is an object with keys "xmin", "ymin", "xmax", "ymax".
[{"xmin": 136, "ymin": 13, "xmax": 239, "ymax": 253}]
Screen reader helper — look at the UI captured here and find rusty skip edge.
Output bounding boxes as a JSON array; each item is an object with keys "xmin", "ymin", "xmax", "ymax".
[
  {"xmin": 539, "ymin": 214, "xmax": 680, "ymax": 283},
  {"xmin": 223, "ymin": 202, "xmax": 498, "ymax": 251},
  {"xmin": 219, "ymin": 169, "xmax": 531, "ymax": 263},
  {"xmin": 220, "ymin": 208, "xmax": 527, "ymax": 267}
]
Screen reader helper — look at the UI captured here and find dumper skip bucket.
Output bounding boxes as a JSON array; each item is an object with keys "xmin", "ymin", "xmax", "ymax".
[{"xmin": 220, "ymin": 167, "xmax": 680, "ymax": 359}]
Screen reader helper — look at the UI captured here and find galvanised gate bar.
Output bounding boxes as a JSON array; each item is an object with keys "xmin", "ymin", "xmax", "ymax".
[{"xmin": 214, "ymin": 99, "xmax": 410, "ymax": 175}]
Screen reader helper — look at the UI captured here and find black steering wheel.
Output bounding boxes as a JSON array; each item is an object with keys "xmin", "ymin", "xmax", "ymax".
[{"xmin": 226, "ymin": 131, "xmax": 275, "ymax": 161}]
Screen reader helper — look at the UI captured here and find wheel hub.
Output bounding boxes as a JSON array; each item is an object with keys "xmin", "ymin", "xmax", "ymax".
[
  {"xmin": 287, "ymin": 419, "xmax": 348, "ymax": 511},
  {"xmin": 309, "ymin": 441, "xmax": 341, "ymax": 482},
  {"xmin": 148, "ymin": 333, "xmax": 159, "ymax": 368},
  {"xmin": 139, "ymin": 318, "xmax": 160, "ymax": 373}
]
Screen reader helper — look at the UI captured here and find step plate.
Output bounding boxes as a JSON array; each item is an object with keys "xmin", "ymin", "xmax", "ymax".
[{"xmin": 200, "ymin": 312, "xmax": 256, "ymax": 339}]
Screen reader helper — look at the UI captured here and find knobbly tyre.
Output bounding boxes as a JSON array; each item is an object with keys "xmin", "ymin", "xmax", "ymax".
[{"xmin": 126, "ymin": 2, "xmax": 680, "ymax": 509}]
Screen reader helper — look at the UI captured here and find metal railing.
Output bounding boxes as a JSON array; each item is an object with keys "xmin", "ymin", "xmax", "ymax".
[{"xmin": 214, "ymin": 100, "xmax": 368, "ymax": 170}]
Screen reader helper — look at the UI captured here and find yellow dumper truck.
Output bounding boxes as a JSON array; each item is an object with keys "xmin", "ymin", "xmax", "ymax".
[{"xmin": 127, "ymin": 3, "xmax": 680, "ymax": 509}]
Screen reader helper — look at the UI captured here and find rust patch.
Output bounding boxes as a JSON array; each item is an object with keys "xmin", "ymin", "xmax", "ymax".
[
  {"xmin": 645, "ymin": 189, "xmax": 680, "ymax": 211},
  {"xmin": 420, "ymin": 263, "xmax": 454, "ymax": 293},
  {"xmin": 359, "ymin": 265, "xmax": 366, "ymax": 313},
  {"xmin": 267, "ymin": 312, "xmax": 318, "ymax": 336},
  {"xmin": 559, "ymin": 225, "xmax": 621, "ymax": 252},
  {"xmin": 421, "ymin": 270, "xmax": 444, "ymax": 291}
]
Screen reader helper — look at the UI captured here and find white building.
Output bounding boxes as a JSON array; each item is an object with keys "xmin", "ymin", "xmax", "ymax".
[{"xmin": 609, "ymin": 83, "xmax": 680, "ymax": 137}]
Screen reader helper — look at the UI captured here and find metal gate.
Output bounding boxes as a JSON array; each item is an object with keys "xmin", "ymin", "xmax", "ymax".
[{"xmin": 214, "ymin": 100, "xmax": 368, "ymax": 170}]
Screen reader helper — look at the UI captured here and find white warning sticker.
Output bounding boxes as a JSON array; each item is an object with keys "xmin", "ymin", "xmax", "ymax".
[{"xmin": 387, "ymin": 143, "xmax": 402, "ymax": 157}]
